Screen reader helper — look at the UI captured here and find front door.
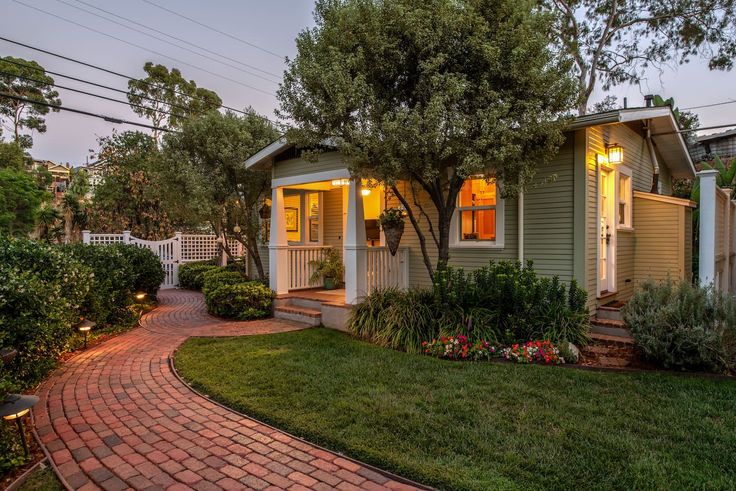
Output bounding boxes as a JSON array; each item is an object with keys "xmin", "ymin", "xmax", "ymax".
[{"xmin": 598, "ymin": 167, "xmax": 616, "ymax": 295}]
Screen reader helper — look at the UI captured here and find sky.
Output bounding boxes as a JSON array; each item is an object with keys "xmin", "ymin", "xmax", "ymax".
[{"xmin": 1, "ymin": 0, "xmax": 735, "ymax": 165}]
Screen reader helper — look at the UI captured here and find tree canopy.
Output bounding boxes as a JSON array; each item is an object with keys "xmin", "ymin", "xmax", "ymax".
[
  {"xmin": 0, "ymin": 167, "xmax": 46, "ymax": 236},
  {"xmin": 127, "ymin": 62, "xmax": 222, "ymax": 142},
  {"xmin": 278, "ymin": 0, "xmax": 578, "ymax": 277},
  {"xmin": 546, "ymin": 0, "xmax": 736, "ymax": 113},
  {"xmin": 160, "ymin": 110, "xmax": 279, "ymax": 277},
  {"xmin": 0, "ymin": 56, "xmax": 61, "ymax": 148}
]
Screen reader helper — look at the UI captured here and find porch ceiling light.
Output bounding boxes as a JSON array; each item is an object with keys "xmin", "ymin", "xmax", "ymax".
[
  {"xmin": 607, "ymin": 143, "xmax": 624, "ymax": 164},
  {"xmin": 361, "ymin": 188, "xmax": 371, "ymax": 196},
  {"xmin": 331, "ymin": 179, "xmax": 350, "ymax": 187}
]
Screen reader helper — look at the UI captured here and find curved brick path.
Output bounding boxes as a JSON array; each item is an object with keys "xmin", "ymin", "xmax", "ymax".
[{"xmin": 33, "ymin": 290, "xmax": 422, "ymax": 491}]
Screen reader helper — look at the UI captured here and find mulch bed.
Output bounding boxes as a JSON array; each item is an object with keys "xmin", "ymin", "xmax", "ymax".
[{"xmin": 0, "ymin": 425, "xmax": 45, "ymax": 491}]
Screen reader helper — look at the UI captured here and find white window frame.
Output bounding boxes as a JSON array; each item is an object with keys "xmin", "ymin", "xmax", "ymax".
[
  {"xmin": 450, "ymin": 178, "xmax": 505, "ymax": 249},
  {"xmin": 616, "ymin": 166, "xmax": 633, "ymax": 230}
]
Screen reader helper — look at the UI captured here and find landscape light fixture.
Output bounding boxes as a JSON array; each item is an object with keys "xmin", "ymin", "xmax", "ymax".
[
  {"xmin": 607, "ymin": 143, "xmax": 624, "ymax": 164},
  {"xmin": 135, "ymin": 292, "xmax": 147, "ymax": 302},
  {"xmin": 0, "ymin": 348, "xmax": 17, "ymax": 366},
  {"xmin": 0, "ymin": 394, "xmax": 39, "ymax": 458},
  {"xmin": 77, "ymin": 319, "xmax": 95, "ymax": 349}
]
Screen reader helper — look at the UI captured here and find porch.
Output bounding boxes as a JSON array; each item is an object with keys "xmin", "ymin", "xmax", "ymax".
[{"xmin": 267, "ymin": 173, "xmax": 409, "ymax": 307}]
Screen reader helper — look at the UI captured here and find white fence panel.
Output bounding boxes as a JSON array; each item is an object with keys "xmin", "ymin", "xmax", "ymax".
[
  {"xmin": 288, "ymin": 246, "xmax": 330, "ymax": 290},
  {"xmin": 366, "ymin": 247, "xmax": 409, "ymax": 293}
]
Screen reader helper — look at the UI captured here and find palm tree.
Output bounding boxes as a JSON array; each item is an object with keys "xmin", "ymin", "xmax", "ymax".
[{"xmin": 37, "ymin": 203, "xmax": 63, "ymax": 243}]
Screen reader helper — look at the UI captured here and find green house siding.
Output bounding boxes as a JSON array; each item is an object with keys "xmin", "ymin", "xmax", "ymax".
[
  {"xmin": 272, "ymin": 151, "xmax": 347, "ymax": 180},
  {"xmin": 323, "ymin": 187, "xmax": 344, "ymax": 254}
]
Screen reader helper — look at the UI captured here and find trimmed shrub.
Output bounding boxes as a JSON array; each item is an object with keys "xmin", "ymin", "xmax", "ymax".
[
  {"xmin": 116, "ymin": 245, "xmax": 165, "ymax": 295},
  {"xmin": 624, "ymin": 279, "xmax": 736, "ymax": 373},
  {"xmin": 179, "ymin": 262, "xmax": 219, "ymax": 290},
  {"xmin": 204, "ymin": 282, "xmax": 274, "ymax": 320},
  {"xmin": 201, "ymin": 268, "xmax": 249, "ymax": 293}
]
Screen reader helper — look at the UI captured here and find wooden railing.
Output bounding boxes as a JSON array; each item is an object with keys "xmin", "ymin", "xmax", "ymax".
[
  {"xmin": 288, "ymin": 246, "xmax": 331, "ymax": 290},
  {"xmin": 366, "ymin": 247, "xmax": 409, "ymax": 293}
]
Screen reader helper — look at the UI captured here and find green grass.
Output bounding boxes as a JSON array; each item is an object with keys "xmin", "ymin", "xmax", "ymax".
[
  {"xmin": 17, "ymin": 464, "xmax": 63, "ymax": 491},
  {"xmin": 175, "ymin": 328, "xmax": 736, "ymax": 491}
]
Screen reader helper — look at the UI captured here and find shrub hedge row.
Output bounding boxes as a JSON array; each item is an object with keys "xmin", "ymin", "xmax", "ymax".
[
  {"xmin": 178, "ymin": 262, "xmax": 274, "ymax": 320},
  {"xmin": 0, "ymin": 236, "xmax": 164, "ymax": 473}
]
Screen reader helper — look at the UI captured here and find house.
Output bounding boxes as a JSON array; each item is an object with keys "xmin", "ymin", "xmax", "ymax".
[
  {"xmin": 245, "ymin": 106, "xmax": 696, "ymax": 329},
  {"xmin": 78, "ymin": 160, "xmax": 106, "ymax": 197},
  {"xmin": 689, "ymin": 128, "xmax": 736, "ymax": 163},
  {"xmin": 32, "ymin": 159, "xmax": 72, "ymax": 199}
]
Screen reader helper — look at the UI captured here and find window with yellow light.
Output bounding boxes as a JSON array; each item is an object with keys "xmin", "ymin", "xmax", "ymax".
[{"xmin": 458, "ymin": 178, "xmax": 496, "ymax": 241}]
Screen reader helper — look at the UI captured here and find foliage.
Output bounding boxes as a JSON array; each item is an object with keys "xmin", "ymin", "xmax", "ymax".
[
  {"xmin": 279, "ymin": 0, "xmax": 578, "ymax": 278},
  {"xmin": 127, "ymin": 62, "xmax": 222, "ymax": 142},
  {"xmin": 377, "ymin": 207, "xmax": 404, "ymax": 228},
  {"xmin": 89, "ymin": 131, "xmax": 173, "ymax": 239},
  {"xmin": 0, "ymin": 56, "xmax": 61, "ymax": 148},
  {"xmin": 178, "ymin": 262, "xmax": 219, "ymax": 290},
  {"xmin": 61, "ymin": 168, "xmax": 91, "ymax": 243},
  {"xmin": 623, "ymin": 279, "xmax": 736, "ymax": 373},
  {"xmin": 308, "ymin": 248, "xmax": 344, "ymax": 285},
  {"xmin": 177, "ymin": 328, "xmax": 736, "ymax": 491},
  {"xmin": 116, "ymin": 244, "xmax": 165, "ymax": 295},
  {"xmin": 547, "ymin": 0, "xmax": 736, "ymax": 113},
  {"xmin": 159, "ymin": 110, "xmax": 279, "ymax": 278},
  {"xmin": 0, "ymin": 168, "xmax": 46, "ymax": 236},
  {"xmin": 204, "ymin": 282, "xmax": 274, "ymax": 320},
  {"xmin": 422, "ymin": 335, "xmax": 498, "ymax": 361},
  {"xmin": 501, "ymin": 340, "xmax": 563, "ymax": 364},
  {"xmin": 201, "ymin": 269, "xmax": 249, "ymax": 295},
  {"xmin": 0, "ymin": 140, "xmax": 29, "ymax": 170},
  {"xmin": 351, "ymin": 261, "xmax": 589, "ymax": 353}
]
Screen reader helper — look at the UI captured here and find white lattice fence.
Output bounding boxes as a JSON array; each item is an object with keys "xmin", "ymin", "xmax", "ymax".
[{"xmin": 82, "ymin": 231, "xmax": 245, "ymax": 289}]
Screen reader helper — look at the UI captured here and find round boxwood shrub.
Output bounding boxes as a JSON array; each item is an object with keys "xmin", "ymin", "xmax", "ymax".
[
  {"xmin": 623, "ymin": 279, "xmax": 736, "ymax": 373},
  {"xmin": 202, "ymin": 270, "xmax": 249, "ymax": 295},
  {"xmin": 115, "ymin": 245, "xmax": 166, "ymax": 295},
  {"xmin": 204, "ymin": 282, "xmax": 274, "ymax": 320},
  {"xmin": 179, "ymin": 262, "xmax": 219, "ymax": 290}
]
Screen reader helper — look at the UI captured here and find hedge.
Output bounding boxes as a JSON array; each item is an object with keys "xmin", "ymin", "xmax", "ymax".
[
  {"xmin": 179, "ymin": 262, "xmax": 219, "ymax": 290},
  {"xmin": 204, "ymin": 282, "xmax": 274, "ymax": 320}
]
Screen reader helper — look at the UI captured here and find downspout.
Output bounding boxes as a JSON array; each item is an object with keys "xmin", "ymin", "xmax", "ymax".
[
  {"xmin": 644, "ymin": 120, "xmax": 661, "ymax": 194},
  {"xmin": 518, "ymin": 192, "xmax": 524, "ymax": 263}
]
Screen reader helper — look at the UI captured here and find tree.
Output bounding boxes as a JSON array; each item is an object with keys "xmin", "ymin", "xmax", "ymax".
[
  {"xmin": 652, "ymin": 94, "xmax": 699, "ymax": 145},
  {"xmin": 0, "ymin": 167, "xmax": 46, "ymax": 236},
  {"xmin": 160, "ymin": 110, "xmax": 279, "ymax": 278},
  {"xmin": 89, "ymin": 131, "xmax": 173, "ymax": 239},
  {"xmin": 62, "ymin": 169, "xmax": 91, "ymax": 243},
  {"xmin": 127, "ymin": 62, "xmax": 222, "ymax": 142},
  {"xmin": 278, "ymin": 0, "xmax": 578, "ymax": 278},
  {"xmin": 0, "ymin": 141, "xmax": 29, "ymax": 171},
  {"xmin": 546, "ymin": 0, "xmax": 736, "ymax": 114},
  {"xmin": 36, "ymin": 202, "xmax": 63, "ymax": 243},
  {"xmin": 0, "ymin": 57, "xmax": 61, "ymax": 148}
]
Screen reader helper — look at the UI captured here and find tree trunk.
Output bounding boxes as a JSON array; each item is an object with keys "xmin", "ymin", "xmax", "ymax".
[{"xmin": 246, "ymin": 236, "xmax": 265, "ymax": 279}]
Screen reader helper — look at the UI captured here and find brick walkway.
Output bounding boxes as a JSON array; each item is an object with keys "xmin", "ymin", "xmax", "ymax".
[{"xmin": 34, "ymin": 290, "xmax": 422, "ymax": 491}]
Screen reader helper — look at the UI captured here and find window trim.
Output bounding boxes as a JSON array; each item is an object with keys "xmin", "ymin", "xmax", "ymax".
[
  {"xmin": 450, "ymin": 178, "xmax": 505, "ymax": 249},
  {"xmin": 616, "ymin": 166, "xmax": 633, "ymax": 230}
]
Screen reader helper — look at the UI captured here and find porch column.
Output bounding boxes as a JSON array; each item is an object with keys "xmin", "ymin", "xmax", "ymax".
[
  {"xmin": 344, "ymin": 178, "xmax": 367, "ymax": 304},
  {"xmin": 699, "ymin": 169, "xmax": 718, "ymax": 287},
  {"xmin": 269, "ymin": 187, "xmax": 290, "ymax": 294}
]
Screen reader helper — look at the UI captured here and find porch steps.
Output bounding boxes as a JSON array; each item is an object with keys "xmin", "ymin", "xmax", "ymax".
[
  {"xmin": 273, "ymin": 302, "xmax": 322, "ymax": 327},
  {"xmin": 272, "ymin": 292, "xmax": 352, "ymax": 330},
  {"xmin": 591, "ymin": 303, "xmax": 632, "ymax": 339}
]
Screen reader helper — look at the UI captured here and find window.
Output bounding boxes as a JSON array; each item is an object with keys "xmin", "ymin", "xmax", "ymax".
[
  {"xmin": 458, "ymin": 178, "xmax": 497, "ymax": 241},
  {"xmin": 307, "ymin": 192, "xmax": 320, "ymax": 242},
  {"xmin": 618, "ymin": 168, "xmax": 632, "ymax": 228}
]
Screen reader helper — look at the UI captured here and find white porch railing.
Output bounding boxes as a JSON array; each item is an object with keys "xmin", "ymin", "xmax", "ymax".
[
  {"xmin": 366, "ymin": 247, "xmax": 409, "ymax": 293},
  {"xmin": 288, "ymin": 246, "xmax": 331, "ymax": 290}
]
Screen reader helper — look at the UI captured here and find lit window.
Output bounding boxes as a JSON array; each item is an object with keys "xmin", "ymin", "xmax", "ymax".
[
  {"xmin": 618, "ymin": 171, "xmax": 632, "ymax": 228},
  {"xmin": 308, "ymin": 192, "xmax": 319, "ymax": 242},
  {"xmin": 458, "ymin": 178, "xmax": 497, "ymax": 241}
]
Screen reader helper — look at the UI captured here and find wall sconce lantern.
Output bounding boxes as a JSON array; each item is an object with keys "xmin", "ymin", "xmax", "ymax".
[
  {"xmin": 361, "ymin": 188, "xmax": 371, "ymax": 196},
  {"xmin": 607, "ymin": 143, "xmax": 624, "ymax": 164},
  {"xmin": 0, "ymin": 394, "xmax": 39, "ymax": 458},
  {"xmin": 77, "ymin": 319, "xmax": 95, "ymax": 349}
]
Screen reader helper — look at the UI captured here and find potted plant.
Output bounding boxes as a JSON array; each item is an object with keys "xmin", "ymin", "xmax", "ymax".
[
  {"xmin": 309, "ymin": 248, "xmax": 345, "ymax": 290},
  {"xmin": 379, "ymin": 207, "xmax": 405, "ymax": 256}
]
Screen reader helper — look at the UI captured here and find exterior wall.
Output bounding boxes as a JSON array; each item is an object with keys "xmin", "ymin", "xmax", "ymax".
[
  {"xmin": 322, "ymin": 187, "xmax": 344, "ymax": 254},
  {"xmin": 272, "ymin": 151, "xmax": 346, "ymax": 180},
  {"xmin": 633, "ymin": 194, "xmax": 690, "ymax": 285}
]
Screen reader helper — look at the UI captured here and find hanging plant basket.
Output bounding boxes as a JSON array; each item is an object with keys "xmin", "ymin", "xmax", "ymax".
[{"xmin": 379, "ymin": 207, "xmax": 405, "ymax": 256}]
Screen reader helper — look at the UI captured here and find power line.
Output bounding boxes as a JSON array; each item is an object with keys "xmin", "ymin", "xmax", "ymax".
[
  {"xmin": 12, "ymin": 0, "xmax": 277, "ymax": 97},
  {"xmin": 0, "ymin": 92, "xmax": 176, "ymax": 132},
  {"xmin": 0, "ymin": 70, "xmax": 192, "ymax": 121},
  {"xmin": 55, "ymin": 0, "xmax": 280, "ymax": 84},
  {"xmin": 141, "ymin": 0, "xmax": 286, "ymax": 61},
  {"xmin": 681, "ymin": 100, "xmax": 736, "ymax": 111},
  {"xmin": 0, "ymin": 37, "xmax": 289, "ymax": 129}
]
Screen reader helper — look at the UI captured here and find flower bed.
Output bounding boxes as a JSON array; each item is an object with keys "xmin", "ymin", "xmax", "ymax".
[{"xmin": 423, "ymin": 335, "xmax": 564, "ymax": 364}]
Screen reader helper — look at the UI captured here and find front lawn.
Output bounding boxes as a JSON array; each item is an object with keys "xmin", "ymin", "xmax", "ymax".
[{"xmin": 175, "ymin": 328, "xmax": 736, "ymax": 491}]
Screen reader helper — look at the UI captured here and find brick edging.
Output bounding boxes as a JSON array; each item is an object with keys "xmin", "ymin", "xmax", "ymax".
[{"xmin": 168, "ymin": 351, "xmax": 435, "ymax": 491}]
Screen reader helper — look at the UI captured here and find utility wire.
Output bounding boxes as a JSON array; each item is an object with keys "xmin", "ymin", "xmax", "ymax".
[
  {"xmin": 141, "ymin": 0, "xmax": 286, "ymax": 61},
  {"xmin": 681, "ymin": 100, "xmax": 736, "ymax": 111},
  {"xmin": 0, "ymin": 92, "xmax": 176, "ymax": 132},
  {"xmin": 12, "ymin": 0, "xmax": 277, "ymax": 97},
  {"xmin": 55, "ymin": 0, "xmax": 280, "ymax": 84},
  {"xmin": 0, "ymin": 37, "xmax": 290, "ymax": 129},
  {"xmin": 0, "ymin": 70, "xmax": 193, "ymax": 121}
]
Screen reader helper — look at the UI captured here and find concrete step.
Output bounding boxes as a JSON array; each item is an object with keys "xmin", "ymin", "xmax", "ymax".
[
  {"xmin": 274, "ymin": 305, "xmax": 322, "ymax": 326},
  {"xmin": 591, "ymin": 317, "xmax": 631, "ymax": 338},
  {"xmin": 590, "ymin": 332, "xmax": 634, "ymax": 345},
  {"xmin": 274, "ymin": 296, "xmax": 323, "ymax": 310},
  {"xmin": 596, "ymin": 306, "xmax": 623, "ymax": 322}
]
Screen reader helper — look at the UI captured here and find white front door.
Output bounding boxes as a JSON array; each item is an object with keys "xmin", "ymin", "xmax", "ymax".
[{"xmin": 598, "ymin": 168, "xmax": 616, "ymax": 295}]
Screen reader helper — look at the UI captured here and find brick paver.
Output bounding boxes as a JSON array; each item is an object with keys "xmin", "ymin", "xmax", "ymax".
[{"xmin": 34, "ymin": 290, "xmax": 423, "ymax": 490}]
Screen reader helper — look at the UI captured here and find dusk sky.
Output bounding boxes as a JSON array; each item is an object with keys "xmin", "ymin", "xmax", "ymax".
[{"xmin": 2, "ymin": 0, "xmax": 735, "ymax": 164}]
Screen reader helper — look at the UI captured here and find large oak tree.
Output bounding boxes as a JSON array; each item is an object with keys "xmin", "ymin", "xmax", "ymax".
[{"xmin": 278, "ymin": 0, "xmax": 579, "ymax": 278}]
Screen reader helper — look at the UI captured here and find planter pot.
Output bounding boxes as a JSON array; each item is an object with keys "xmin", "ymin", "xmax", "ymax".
[
  {"xmin": 383, "ymin": 221, "xmax": 405, "ymax": 256},
  {"xmin": 324, "ymin": 277, "xmax": 336, "ymax": 290}
]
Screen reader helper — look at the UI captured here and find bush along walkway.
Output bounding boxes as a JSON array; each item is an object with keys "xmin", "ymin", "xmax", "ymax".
[{"xmin": 32, "ymin": 290, "xmax": 423, "ymax": 491}]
